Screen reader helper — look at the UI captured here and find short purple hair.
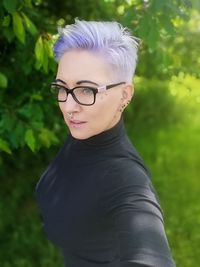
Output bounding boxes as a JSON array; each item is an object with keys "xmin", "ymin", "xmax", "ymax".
[{"xmin": 53, "ymin": 19, "xmax": 139, "ymax": 83}]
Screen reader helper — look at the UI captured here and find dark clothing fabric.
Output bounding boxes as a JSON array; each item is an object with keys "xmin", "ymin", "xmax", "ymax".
[{"xmin": 36, "ymin": 117, "xmax": 176, "ymax": 267}]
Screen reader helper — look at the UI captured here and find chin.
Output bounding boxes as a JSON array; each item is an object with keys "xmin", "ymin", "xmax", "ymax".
[{"xmin": 69, "ymin": 130, "xmax": 93, "ymax": 140}]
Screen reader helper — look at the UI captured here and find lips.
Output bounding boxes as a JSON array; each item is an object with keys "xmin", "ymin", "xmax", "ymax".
[{"xmin": 69, "ymin": 119, "xmax": 87, "ymax": 127}]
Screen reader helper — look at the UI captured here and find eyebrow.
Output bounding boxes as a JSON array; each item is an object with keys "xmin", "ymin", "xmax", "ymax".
[
  {"xmin": 54, "ymin": 79, "xmax": 99, "ymax": 86},
  {"xmin": 76, "ymin": 80, "xmax": 99, "ymax": 86},
  {"xmin": 54, "ymin": 79, "xmax": 66, "ymax": 84}
]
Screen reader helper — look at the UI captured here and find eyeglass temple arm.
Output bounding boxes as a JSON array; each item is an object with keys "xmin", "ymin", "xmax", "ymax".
[{"xmin": 97, "ymin": 82, "xmax": 125, "ymax": 93}]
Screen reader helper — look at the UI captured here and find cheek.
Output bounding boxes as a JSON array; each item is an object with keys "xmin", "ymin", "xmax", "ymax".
[
  {"xmin": 95, "ymin": 93, "xmax": 111, "ymax": 110},
  {"xmin": 94, "ymin": 92, "xmax": 121, "ymax": 116},
  {"xmin": 98, "ymin": 92, "xmax": 108, "ymax": 101},
  {"xmin": 59, "ymin": 103, "xmax": 64, "ymax": 115},
  {"xmin": 58, "ymin": 103, "xmax": 68, "ymax": 122}
]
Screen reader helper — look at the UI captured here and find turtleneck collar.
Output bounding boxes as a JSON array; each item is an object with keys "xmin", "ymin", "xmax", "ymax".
[{"xmin": 70, "ymin": 116, "xmax": 126, "ymax": 148}]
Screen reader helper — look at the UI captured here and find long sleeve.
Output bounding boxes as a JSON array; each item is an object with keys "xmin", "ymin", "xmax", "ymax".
[{"xmin": 102, "ymin": 161, "xmax": 176, "ymax": 267}]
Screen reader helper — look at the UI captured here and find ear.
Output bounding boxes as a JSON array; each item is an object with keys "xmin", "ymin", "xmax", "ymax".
[{"xmin": 121, "ymin": 84, "xmax": 134, "ymax": 104}]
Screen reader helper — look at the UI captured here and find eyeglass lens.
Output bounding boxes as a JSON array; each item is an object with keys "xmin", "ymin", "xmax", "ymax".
[{"xmin": 50, "ymin": 84, "xmax": 95, "ymax": 105}]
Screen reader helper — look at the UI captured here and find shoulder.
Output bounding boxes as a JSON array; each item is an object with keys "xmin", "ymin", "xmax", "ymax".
[
  {"xmin": 97, "ymin": 157, "xmax": 162, "ymax": 218},
  {"xmin": 101, "ymin": 157, "xmax": 152, "ymax": 188}
]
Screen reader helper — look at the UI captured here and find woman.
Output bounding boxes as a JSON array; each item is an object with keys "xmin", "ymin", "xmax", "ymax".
[{"xmin": 36, "ymin": 20, "xmax": 176, "ymax": 267}]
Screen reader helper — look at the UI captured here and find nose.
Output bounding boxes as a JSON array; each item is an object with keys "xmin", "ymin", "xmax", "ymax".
[{"xmin": 61, "ymin": 93, "xmax": 81, "ymax": 113}]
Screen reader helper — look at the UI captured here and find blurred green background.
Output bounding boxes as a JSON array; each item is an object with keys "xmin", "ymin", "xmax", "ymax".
[{"xmin": 0, "ymin": 0, "xmax": 200, "ymax": 266}]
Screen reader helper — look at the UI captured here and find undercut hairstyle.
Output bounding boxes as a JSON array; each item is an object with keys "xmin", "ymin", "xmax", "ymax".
[{"xmin": 53, "ymin": 19, "xmax": 140, "ymax": 83}]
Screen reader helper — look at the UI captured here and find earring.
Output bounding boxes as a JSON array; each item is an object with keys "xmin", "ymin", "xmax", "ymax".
[
  {"xmin": 119, "ymin": 100, "xmax": 131, "ymax": 112},
  {"xmin": 119, "ymin": 104, "xmax": 126, "ymax": 112}
]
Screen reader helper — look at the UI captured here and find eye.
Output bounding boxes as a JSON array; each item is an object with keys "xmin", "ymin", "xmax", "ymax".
[{"xmin": 80, "ymin": 87, "xmax": 94, "ymax": 95}]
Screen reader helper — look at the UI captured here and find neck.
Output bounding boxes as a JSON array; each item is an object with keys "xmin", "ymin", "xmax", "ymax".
[{"xmin": 70, "ymin": 116, "xmax": 125, "ymax": 148}]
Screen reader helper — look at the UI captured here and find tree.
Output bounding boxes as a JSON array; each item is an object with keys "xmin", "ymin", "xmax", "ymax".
[
  {"xmin": 0, "ymin": 0, "xmax": 196, "ymax": 157},
  {"xmin": 1, "ymin": 1, "xmax": 200, "ymax": 266}
]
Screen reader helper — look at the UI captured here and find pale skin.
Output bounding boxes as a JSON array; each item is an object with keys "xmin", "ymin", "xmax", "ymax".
[{"xmin": 56, "ymin": 49, "xmax": 134, "ymax": 140}]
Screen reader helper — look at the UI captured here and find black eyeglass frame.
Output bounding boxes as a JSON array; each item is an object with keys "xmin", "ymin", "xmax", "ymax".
[{"xmin": 50, "ymin": 81, "xmax": 126, "ymax": 106}]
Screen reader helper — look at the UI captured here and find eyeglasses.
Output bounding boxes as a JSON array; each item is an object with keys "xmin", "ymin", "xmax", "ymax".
[{"xmin": 50, "ymin": 81, "xmax": 125, "ymax": 106}]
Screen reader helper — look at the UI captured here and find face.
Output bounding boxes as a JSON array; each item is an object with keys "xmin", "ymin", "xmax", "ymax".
[{"xmin": 56, "ymin": 49, "xmax": 132, "ymax": 140}]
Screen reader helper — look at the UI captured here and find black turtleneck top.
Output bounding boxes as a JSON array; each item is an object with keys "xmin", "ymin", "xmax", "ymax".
[{"xmin": 35, "ymin": 117, "xmax": 176, "ymax": 267}]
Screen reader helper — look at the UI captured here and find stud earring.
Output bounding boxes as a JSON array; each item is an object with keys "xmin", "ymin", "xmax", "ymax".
[{"xmin": 119, "ymin": 104, "xmax": 126, "ymax": 112}]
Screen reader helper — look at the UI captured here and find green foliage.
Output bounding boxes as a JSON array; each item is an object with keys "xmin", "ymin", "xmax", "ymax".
[
  {"xmin": 0, "ymin": 138, "xmax": 12, "ymax": 154},
  {"xmin": 0, "ymin": 0, "xmax": 197, "ymax": 157},
  {"xmin": 0, "ymin": 0, "xmax": 199, "ymax": 266},
  {"xmin": 1, "ymin": 74, "xmax": 199, "ymax": 267},
  {"xmin": 0, "ymin": 72, "xmax": 8, "ymax": 88},
  {"xmin": 126, "ymin": 74, "xmax": 200, "ymax": 267},
  {"xmin": 22, "ymin": 12, "xmax": 38, "ymax": 36},
  {"xmin": 34, "ymin": 34, "xmax": 55, "ymax": 73},
  {"xmin": 12, "ymin": 11, "xmax": 26, "ymax": 43},
  {"xmin": 3, "ymin": 0, "xmax": 18, "ymax": 14},
  {"xmin": 0, "ymin": 148, "xmax": 63, "ymax": 266},
  {"xmin": 25, "ymin": 129, "xmax": 36, "ymax": 152}
]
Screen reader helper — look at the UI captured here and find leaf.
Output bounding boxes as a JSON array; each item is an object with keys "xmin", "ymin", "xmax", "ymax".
[
  {"xmin": 35, "ymin": 35, "xmax": 54, "ymax": 72},
  {"xmin": 34, "ymin": 60, "xmax": 42, "ymax": 70},
  {"xmin": 43, "ymin": 39, "xmax": 52, "ymax": 73},
  {"xmin": 3, "ymin": 27, "xmax": 15, "ymax": 42},
  {"xmin": 0, "ymin": 72, "xmax": 8, "ymax": 88},
  {"xmin": 0, "ymin": 113, "xmax": 15, "ymax": 131},
  {"xmin": 0, "ymin": 138, "xmax": 12, "ymax": 154},
  {"xmin": 35, "ymin": 36, "xmax": 44, "ymax": 62},
  {"xmin": 10, "ymin": 122, "xmax": 25, "ymax": 148},
  {"xmin": 23, "ymin": 0, "xmax": 33, "ymax": 8},
  {"xmin": 31, "ymin": 93, "xmax": 43, "ymax": 101},
  {"xmin": 22, "ymin": 12, "xmax": 38, "ymax": 36},
  {"xmin": 3, "ymin": 0, "xmax": 17, "ymax": 13},
  {"xmin": 43, "ymin": 38, "xmax": 54, "ymax": 58},
  {"xmin": 18, "ymin": 103, "xmax": 44, "ymax": 121},
  {"xmin": 12, "ymin": 12, "xmax": 25, "ymax": 44},
  {"xmin": 25, "ymin": 129, "xmax": 36, "ymax": 152},
  {"xmin": 2, "ymin": 15, "xmax": 11, "ymax": 27},
  {"xmin": 39, "ymin": 128, "xmax": 59, "ymax": 148},
  {"xmin": 42, "ymin": 46, "xmax": 49, "ymax": 73}
]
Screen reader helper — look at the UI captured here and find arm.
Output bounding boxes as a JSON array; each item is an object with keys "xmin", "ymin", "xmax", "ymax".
[
  {"xmin": 113, "ymin": 188, "xmax": 176, "ymax": 266},
  {"xmin": 104, "ymin": 164, "xmax": 176, "ymax": 267}
]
